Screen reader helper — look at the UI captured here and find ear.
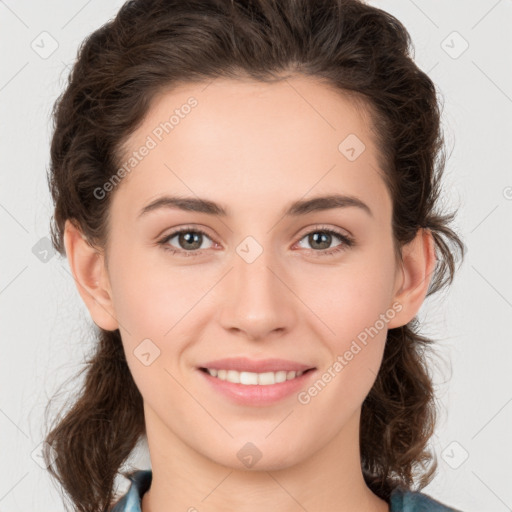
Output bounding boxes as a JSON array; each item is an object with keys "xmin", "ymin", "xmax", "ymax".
[
  {"xmin": 63, "ymin": 219, "xmax": 119, "ymax": 331},
  {"xmin": 387, "ymin": 228, "xmax": 437, "ymax": 329}
]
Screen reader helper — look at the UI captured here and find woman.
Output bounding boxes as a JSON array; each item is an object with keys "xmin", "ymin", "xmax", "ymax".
[{"xmin": 43, "ymin": 0, "xmax": 465, "ymax": 511}]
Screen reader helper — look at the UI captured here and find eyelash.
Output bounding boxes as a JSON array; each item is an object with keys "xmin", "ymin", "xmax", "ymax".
[{"xmin": 157, "ymin": 225, "xmax": 355, "ymax": 258}]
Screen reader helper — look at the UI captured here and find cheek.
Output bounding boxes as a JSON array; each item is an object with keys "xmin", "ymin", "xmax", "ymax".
[
  {"xmin": 107, "ymin": 252, "xmax": 213, "ymax": 392},
  {"xmin": 305, "ymin": 255, "xmax": 397, "ymax": 344},
  {"xmin": 301, "ymin": 250, "xmax": 396, "ymax": 401},
  {"xmin": 108, "ymin": 247, "xmax": 208, "ymax": 337},
  {"xmin": 299, "ymin": 277, "xmax": 391, "ymax": 423}
]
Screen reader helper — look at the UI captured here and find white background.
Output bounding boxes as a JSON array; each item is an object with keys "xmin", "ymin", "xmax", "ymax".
[{"xmin": 1, "ymin": 1, "xmax": 511, "ymax": 510}]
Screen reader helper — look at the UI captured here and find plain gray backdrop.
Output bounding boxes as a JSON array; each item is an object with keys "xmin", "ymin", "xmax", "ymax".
[{"xmin": 1, "ymin": 1, "xmax": 511, "ymax": 511}]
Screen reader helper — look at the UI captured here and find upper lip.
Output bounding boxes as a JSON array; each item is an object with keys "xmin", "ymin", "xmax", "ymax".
[{"xmin": 198, "ymin": 357, "xmax": 316, "ymax": 373}]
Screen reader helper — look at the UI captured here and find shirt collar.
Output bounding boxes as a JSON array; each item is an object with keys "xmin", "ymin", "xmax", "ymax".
[{"xmin": 112, "ymin": 470, "xmax": 152, "ymax": 512}]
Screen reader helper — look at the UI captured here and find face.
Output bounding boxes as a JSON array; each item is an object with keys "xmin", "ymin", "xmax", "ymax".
[{"xmin": 102, "ymin": 76, "xmax": 403, "ymax": 470}]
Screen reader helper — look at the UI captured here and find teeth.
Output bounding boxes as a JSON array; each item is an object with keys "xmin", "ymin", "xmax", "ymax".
[{"xmin": 205, "ymin": 368, "xmax": 305, "ymax": 385}]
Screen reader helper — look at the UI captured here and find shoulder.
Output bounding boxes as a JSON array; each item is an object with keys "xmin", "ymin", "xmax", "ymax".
[
  {"xmin": 390, "ymin": 487, "xmax": 463, "ymax": 512},
  {"xmin": 111, "ymin": 470, "xmax": 152, "ymax": 512}
]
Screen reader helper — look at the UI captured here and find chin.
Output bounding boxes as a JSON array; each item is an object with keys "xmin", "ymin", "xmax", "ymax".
[{"xmin": 203, "ymin": 438, "xmax": 306, "ymax": 472}]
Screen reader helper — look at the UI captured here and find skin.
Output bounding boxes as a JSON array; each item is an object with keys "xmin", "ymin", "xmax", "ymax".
[{"xmin": 64, "ymin": 75, "xmax": 436, "ymax": 512}]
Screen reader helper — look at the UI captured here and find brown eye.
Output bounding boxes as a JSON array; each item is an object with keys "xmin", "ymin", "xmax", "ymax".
[
  {"xmin": 175, "ymin": 231, "xmax": 203, "ymax": 250},
  {"xmin": 158, "ymin": 228, "xmax": 215, "ymax": 256},
  {"xmin": 306, "ymin": 231, "xmax": 334, "ymax": 250},
  {"xmin": 296, "ymin": 228, "xmax": 354, "ymax": 256}
]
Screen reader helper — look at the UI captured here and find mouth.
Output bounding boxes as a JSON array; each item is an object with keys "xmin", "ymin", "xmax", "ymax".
[
  {"xmin": 197, "ymin": 360, "xmax": 317, "ymax": 406},
  {"xmin": 198, "ymin": 367, "xmax": 316, "ymax": 386}
]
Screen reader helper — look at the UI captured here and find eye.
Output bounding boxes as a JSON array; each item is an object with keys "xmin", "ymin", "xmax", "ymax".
[
  {"xmin": 157, "ymin": 227, "xmax": 216, "ymax": 256},
  {"xmin": 295, "ymin": 227, "xmax": 354, "ymax": 256},
  {"xmin": 157, "ymin": 225, "xmax": 355, "ymax": 258}
]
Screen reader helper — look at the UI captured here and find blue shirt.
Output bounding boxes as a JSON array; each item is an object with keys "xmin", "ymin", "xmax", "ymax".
[{"xmin": 111, "ymin": 469, "xmax": 462, "ymax": 512}]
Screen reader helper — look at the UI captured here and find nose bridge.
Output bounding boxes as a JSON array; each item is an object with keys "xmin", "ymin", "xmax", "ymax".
[{"xmin": 218, "ymin": 236, "xmax": 296, "ymax": 339}]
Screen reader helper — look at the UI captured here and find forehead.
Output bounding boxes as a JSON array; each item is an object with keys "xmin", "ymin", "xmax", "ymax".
[{"xmin": 112, "ymin": 75, "xmax": 389, "ymax": 221}]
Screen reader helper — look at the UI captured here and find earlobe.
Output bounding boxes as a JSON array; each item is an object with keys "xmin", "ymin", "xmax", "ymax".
[
  {"xmin": 387, "ymin": 228, "xmax": 437, "ymax": 329},
  {"xmin": 63, "ymin": 219, "xmax": 119, "ymax": 331}
]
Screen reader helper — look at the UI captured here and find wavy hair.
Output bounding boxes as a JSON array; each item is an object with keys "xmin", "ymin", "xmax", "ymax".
[{"xmin": 43, "ymin": 0, "xmax": 465, "ymax": 511}]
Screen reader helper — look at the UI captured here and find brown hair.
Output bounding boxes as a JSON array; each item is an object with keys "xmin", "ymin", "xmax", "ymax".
[{"xmin": 43, "ymin": 0, "xmax": 465, "ymax": 511}]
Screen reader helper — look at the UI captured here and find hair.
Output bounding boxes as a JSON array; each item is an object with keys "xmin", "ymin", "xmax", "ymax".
[{"xmin": 43, "ymin": 0, "xmax": 465, "ymax": 511}]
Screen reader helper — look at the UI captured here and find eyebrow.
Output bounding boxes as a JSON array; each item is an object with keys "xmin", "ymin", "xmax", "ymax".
[{"xmin": 137, "ymin": 193, "xmax": 373, "ymax": 219}]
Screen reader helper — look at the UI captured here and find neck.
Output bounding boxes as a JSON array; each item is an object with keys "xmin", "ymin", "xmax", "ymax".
[{"xmin": 140, "ymin": 405, "xmax": 389, "ymax": 512}]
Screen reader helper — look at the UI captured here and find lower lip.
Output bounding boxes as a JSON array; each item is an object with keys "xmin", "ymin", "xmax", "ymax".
[{"xmin": 198, "ymin": 368, "xmax": 316, "ymax": 406}]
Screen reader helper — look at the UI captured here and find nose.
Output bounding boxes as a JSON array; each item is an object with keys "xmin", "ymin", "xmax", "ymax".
[{"xmin": 218, "ymin": 247, "xmax": 298, "ymax": 341}]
